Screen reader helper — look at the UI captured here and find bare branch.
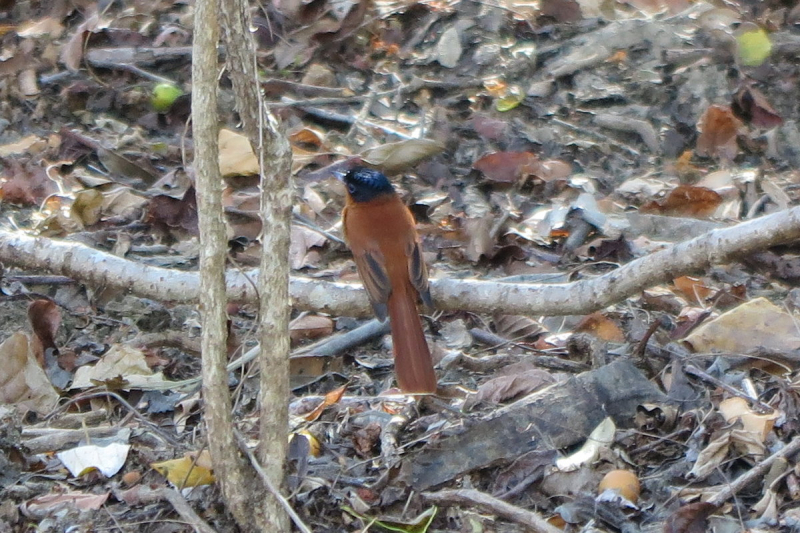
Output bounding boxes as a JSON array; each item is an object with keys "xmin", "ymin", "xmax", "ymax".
[{"xmin": 1, "ymin": 207, "xmax": 799, "ymax": 317}]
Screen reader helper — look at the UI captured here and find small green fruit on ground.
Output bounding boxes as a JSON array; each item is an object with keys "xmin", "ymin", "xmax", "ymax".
[{"xmin": 151, "ymin": 83, "xmax": 183, "ymax": 112}]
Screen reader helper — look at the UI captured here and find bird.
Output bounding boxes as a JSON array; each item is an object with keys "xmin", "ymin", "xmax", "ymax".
[{"xmin": 339, "ymin": 166, "xmax": 437, "ymax": 393}]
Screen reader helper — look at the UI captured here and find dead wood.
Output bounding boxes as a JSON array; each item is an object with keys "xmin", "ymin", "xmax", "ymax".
[
  {"xmin": 401, "ymin": 359, "xmax": 665, "ymax": 491},
  {"xmin": 1, "ymin": 205, "xmax": 800, "ymax": 317}
]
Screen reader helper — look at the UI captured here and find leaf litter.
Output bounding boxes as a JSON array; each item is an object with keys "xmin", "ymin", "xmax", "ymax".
[{"xmin": 1, "ymin": 0, "xmax": 800, "ymax": 531}]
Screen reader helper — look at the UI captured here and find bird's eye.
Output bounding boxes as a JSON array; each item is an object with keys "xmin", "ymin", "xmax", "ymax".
[{"xmin": 347, "ymin": 183, "xmax": 357, "ymax": 194}]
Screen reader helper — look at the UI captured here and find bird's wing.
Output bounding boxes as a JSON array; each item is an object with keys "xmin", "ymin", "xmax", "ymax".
[
  {"xmin": 406, "ymin": 239, "xmax": 432, "ymax": 309},
  {"xmin": 352, "ymin": 249, "xmax": 391, "ymax": 321}
]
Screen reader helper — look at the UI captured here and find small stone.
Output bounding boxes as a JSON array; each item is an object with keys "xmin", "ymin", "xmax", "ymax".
[
  {"xmin": 473, "ymin": 43, "xmax": 502, "ymax": 65},
  {"xmin": 302, "ymin": 63, "xmax": 336, "ymax": 87}
]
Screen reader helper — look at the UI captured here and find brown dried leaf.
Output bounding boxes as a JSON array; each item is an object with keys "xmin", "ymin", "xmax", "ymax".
[
  {"xmin": 463, "ymin": 215, "xmax": 494, "ymax": 262},
  {"xmin": 687, "ymin": 431, "xmax": 731, "ymax": 480},
  {"xmin": 539, "ymin": 0, "xmax": 582, "ymax": 22},
  {"xmin": 289, "ymin": 127, "xmax": 324, "ymax": 147},
  {"xmin": 683, "ymin": 297, "xmax": 799, "ymax": 353},
  {"xmin": 0, "ymin": 134, "xmax": 44, "ymax": 157},
  {"xmin": 0, "ymin": 332, "xmax": 59, "ymax": 415},
  {"xmin": 471, "ymin": 114, "xmax": 508, "ymax": 141},
  {"xmin": 465, "ymin": 369, "xmax": 556, "ymax": 408},
  {"xmin": 732, "ymin": 83, "xmax": 783, "ymax": 130},
  {"xmin": 290, "ymin": 314, "xmax": 334, "ymax": 344},
  {"xmin": 218, "ymin": 128, "xmax": 259, "ymax": 177},
  {"xmin": 290, "ymin": 225, "xmax": 327, "ymax": 269},
  {"xmin": 97, "ymin": 148, "xmax": 158, "ymax": 190},
  {"xmin": 494, "ymin": 314, "xmax": 546, "ymax": 341},
  {"xmin": 574, "ymin": 312, "xmax": 625, "ymax": 342},
  {"xmin": 71, "ymin": 189, "xmax": 104, "ymax": 227},
  {"xmin": 146, "ymin": 187, "xmax": 198, "ymax": 236},
  {"xmin": 696, "ymin": 104, "xmax": 742, "ymax": 161},
  {"xmin": 28, "ymin": 299, "xmax": 61, "ymax": 367},
  {"xmin": 672, "ymin": 276, "xmax": 714, "ymax": 305},
  {"xmin": 353, "ymin": 422, "xmax": 382, "ymax": 457},
  {"xmin": 22, "ymin": 492, "xmax": 110, "ymax": 515},
  {"xmin": 303, "ymin": 384, "xmax": 347, "ymax": 422},
  {"xmin": 0, "ymin": 158, "xmax": 57, "ymax": 206},
  {"xmin": 473, "ymin": 151, "xmax": 540, "ymax": 184},
  {"xmin": 60, "ymin": 14, "xmax": 105, "ymax": 72},
  {"xmin": 535, "ymin": 159, "xmax": 572, "ymax": 182},
  {"xmin": 663, "ymin": 502, "xmax": 717, "ymax": 533},
  {"xmin": 641, "ymin": 185, "xmax": 722, "ymax": 219}
]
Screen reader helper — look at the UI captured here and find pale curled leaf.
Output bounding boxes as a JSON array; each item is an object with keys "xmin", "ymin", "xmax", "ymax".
[
  {"xmin": 556, "ymin": 417, "xmax": 615, "ymax": 471},
  {"xmin": 218, "ymin": 128, "xmax": 260, "ymax": 177},
  {"xmin": 0, "ymin": 332, "xmax": 59, "ymax": 415},
  {"xmin": 361, "ymin": 139, "xmax": 446, "ymax": 174},
  {"xmin": 57, "ymin": 443, "xmax": 131, "ymax": 477},
  {"xmin": 684, "ymin": 298, "xmax": 800, "ymax": 354}
]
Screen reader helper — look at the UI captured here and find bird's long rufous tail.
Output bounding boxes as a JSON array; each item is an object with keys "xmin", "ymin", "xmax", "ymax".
[{"xmin": 387, "ymin": 286, "xmax": 437, "ymax": 393}]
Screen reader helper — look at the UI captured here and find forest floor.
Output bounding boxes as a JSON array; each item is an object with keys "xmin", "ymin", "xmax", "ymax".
[{"xmin": 2, "ymin": 0, "xmax": 800, "ymax": 531}]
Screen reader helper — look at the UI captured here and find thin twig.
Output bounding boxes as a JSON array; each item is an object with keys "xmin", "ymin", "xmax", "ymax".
[
  {"xmin": 45, "ymin": 390, "xmax": 181, "ymax": 446},
  {"xmin": 707, "ymin": 436, "xmax": 800, "ymax": 507},
  {"xmin": 684, "ymin": 364, "xmax": 774, "ymax": 413},
  {"xmin": 233, "ymin": 430, "xmax": 313, "ymax": 533},
  {"xmin": 422, "ymin": 489, "xmax": 563, "ymax": 533}
]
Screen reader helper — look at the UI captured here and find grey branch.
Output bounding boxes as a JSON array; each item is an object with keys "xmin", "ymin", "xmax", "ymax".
[{"xmin": 1, "ymin": 206, "xmax": 799, "ymax": 317}]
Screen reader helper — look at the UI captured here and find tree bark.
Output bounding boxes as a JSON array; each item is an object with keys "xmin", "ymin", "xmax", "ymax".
[
  {"xmin": 219, "ymin": 0, "xmax": 293, "ymax": 530},
  {"xmin": 192, "ymin": 0, "xmax": 264, "ymax": 530},
  {"xmin": 1, "ymin": 206, "xmax": 800, "ymax": 317}
]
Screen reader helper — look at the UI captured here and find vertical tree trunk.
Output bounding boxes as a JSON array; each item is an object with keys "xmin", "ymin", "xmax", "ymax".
[
  {"xmin": 192, "ymin": 0, "xmax": 270, "ymax": 530},
  {"xmin": 219, "ymin": 0, "xmax": 293, "ymax": 530}
]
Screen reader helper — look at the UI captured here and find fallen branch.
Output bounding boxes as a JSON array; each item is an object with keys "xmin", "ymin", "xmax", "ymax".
[
  {"xmin": 1, "ymin": 206, "xmax": 799, "ymax": 316},
  {"xmin": 707, "ymin": 435, "xmax": 800, "ymax": 508},
  {"xmin": 422, "ymin": 489, "xmax": 562, "ymax": 533}
]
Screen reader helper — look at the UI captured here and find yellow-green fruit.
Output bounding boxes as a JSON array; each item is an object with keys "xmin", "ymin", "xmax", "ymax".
[
  {"xmin": 151, "ymin": 83, "xmax": 183, "ymax": 112},
  {"xmin": 736, "ymin": 26, "xmax": 771, "ymax": 67}
]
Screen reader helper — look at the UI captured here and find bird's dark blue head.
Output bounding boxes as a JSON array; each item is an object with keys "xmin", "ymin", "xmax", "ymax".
[{"xmin": 341, "ymin": 167, "xmax": 394, "ymax": 203}]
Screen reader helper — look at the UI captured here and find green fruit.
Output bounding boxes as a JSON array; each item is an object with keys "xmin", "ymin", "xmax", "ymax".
[
  {"xmin": 736, "ymin": 26, "xmax": 771, "ymax": 67},
  {"xmin": 151, "ymin": 83, "xmax": 183, "ymax": 112}
]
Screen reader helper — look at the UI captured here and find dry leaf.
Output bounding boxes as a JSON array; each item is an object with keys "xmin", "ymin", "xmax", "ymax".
[
  {"xmin": 663, "ymin": 502, "xmax": 718, "ymax": 533},
  {"xmin": 696, "ymin": 105, "xmax": 742, "ymax": 161},
  {"xmin": 574, "ymin": 312, "xmax": 625, "ymax": 342},
  {"xmin": 719, "ymin": 397, "xmax": 779, "ymax": 442},
  {"xmin": 28, "ymin": 299, "xmax": 61, "ymax": 367},
  {"xmin": 0, "ymin": 158, "xmax": 57, "ymax": 206},
  {"xmin": 465, "ymin": 369, "xmax": 555, "ymax": 409},
  {"xmin": 732, "ymin": 83, "xmax": 783, "ymax": 130},
  {"xmin": 290, "ymin": 314, "xmax": 334, "ymax": 344},
  {"xmin": 303, "ymin": 384, "xmax": 347, "ymax": 422},
  {"xmin": 290, "ymin": 225, "xmax": 327, "ymax": 269},
  {"xmin": 688, "ymin": 432, "xmax": 731, "ymax": 480},
  {"xmin": 21, "ymin": 492, "xmax": 110, "ymax": 516},
  {"xmin": 672, "ymin": 276, "xmax": 714, "ymax": 305},
  {"xmin": 151, "ymin": 451, "xmax": 215, "ymax": 489},
  {"xmin": 436, "ymin": 26, "xmax": 462, "ymax": 68},
  {"xmin": 0, "ymin": 134, "xmax": 43, "ymax": 157},
  {"xmin": 218, "ymin": 128, "xmax": 259, "ymax": 177},
  {"xmin": 473, "ymin": 151, "xmax": 540, "ymax": 184},
  {"xmin": 0, "ymin": 332, "xmax": 59, "ymax": 415},
  {"xmin": 96, "ymin": 148, "xmax": 157, "ymax": 190},
  {"xmin": 494, "ymin": 315, "xmax": 545, "ymax": 341},
  {"xmin": 71, "ymin": 344, "xmax": 157, "ymax": 390},
  {"xmin": 684, "ymin": 297, "xmax": 800, "ymax": 353},
  {"xmin": 361, "ymin": 139, "xmax": 446, "ymax": 174},
  {"xmin": 641, "ymin": 185, "xmax": 723, "ymax": 219},
  {"xmin": 71, "ymin": 189, "xmax": 104, "ymax": 227},
  {"xmin": 146, "ymin": 187, "xmax": 198, "ymax": 236}
]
